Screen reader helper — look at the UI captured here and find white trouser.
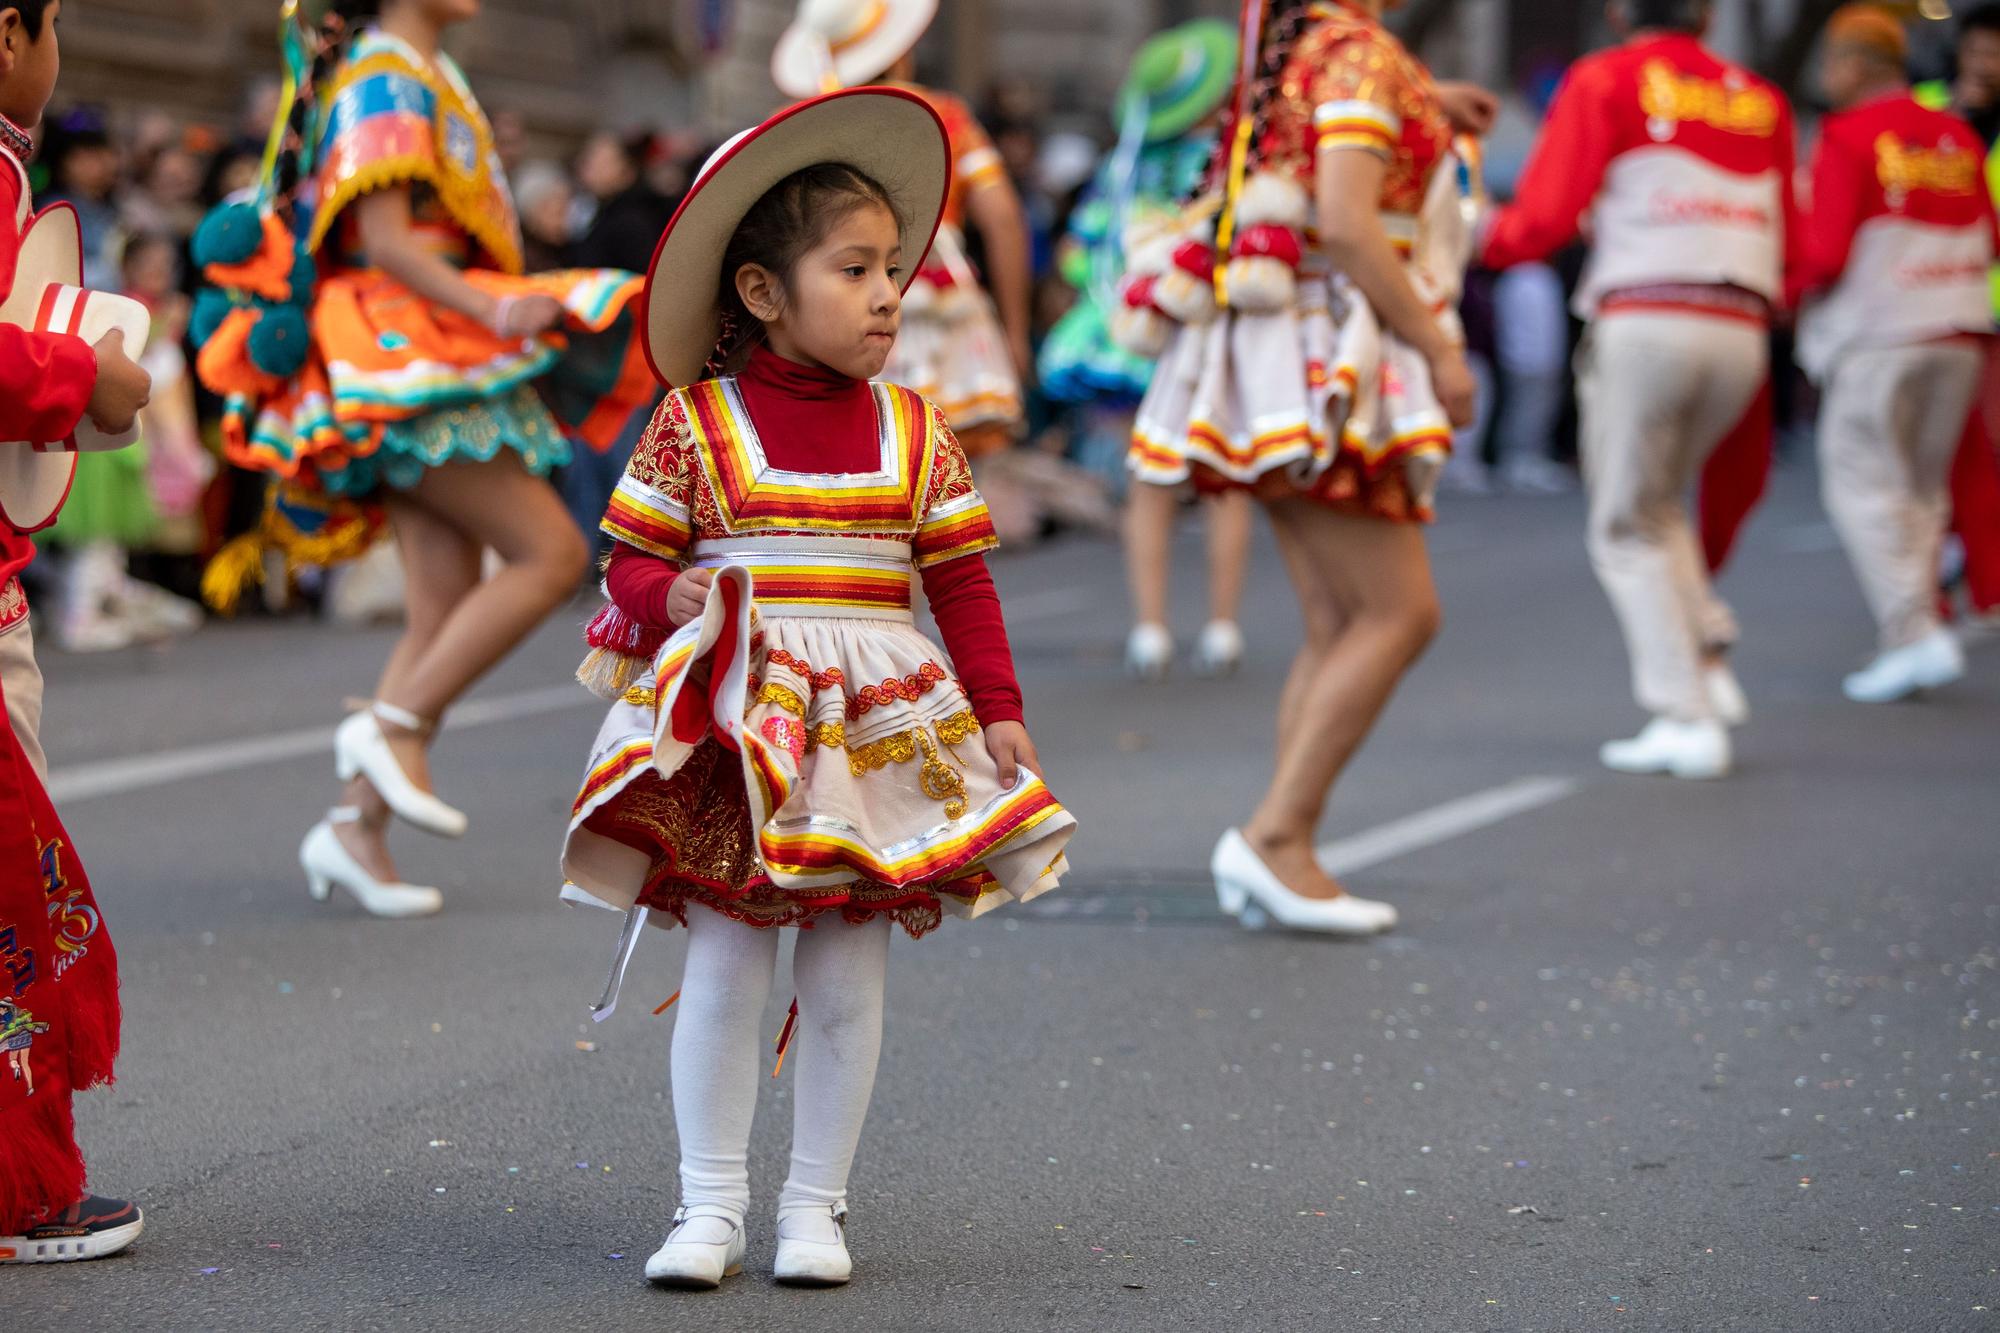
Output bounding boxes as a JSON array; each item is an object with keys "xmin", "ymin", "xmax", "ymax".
[
  {"xmin": 0, "ymin": 614, "xmax": 47, "ymax": 782},
  {"xmin": 670, "ymin": 910, "xmax": 891, "ymax": 1224},
  {"xmin": 1817, "ymin": 340, "xmax": 1984, "ymax": 653},
  {"xmin": 1577, "ymin": 311, "xmax": 1767, "ymax": 721}
]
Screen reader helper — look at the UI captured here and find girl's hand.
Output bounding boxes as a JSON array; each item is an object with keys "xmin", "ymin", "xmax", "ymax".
[
  {"xmin": 1436, "ymin": 82, "xmax": 1500, "ymax": 137},
  {"xmin": 491, "ymin": 293, "xmax": 565, "ymax": 338},
  {"xmin": 665, "ymin": 567, "xmax": 715, "ymax": 627},
  {"xmin": 983, "ymin": 720, "xmax": 1044, "ymax": 790},
  {"xmin": 1428, "ymin": 345, "xmax": 1478, "ymax": 429},
  {"xmin": 87, "ymin": 331, "xmax": 152, "ymax": 434}
]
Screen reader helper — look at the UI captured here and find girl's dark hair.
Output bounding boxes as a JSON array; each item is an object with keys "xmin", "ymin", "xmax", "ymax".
[
  {"xmin": 1619, "ymin": 0, "xmax": 1708, "ymax": 31},
  {"xmin": 710, "ymin": 162, "xmax": 904, "ymax": 374},
  {"xmin": 1204, "ymin": 1, "xmax": 1312, "ymax": 195}
]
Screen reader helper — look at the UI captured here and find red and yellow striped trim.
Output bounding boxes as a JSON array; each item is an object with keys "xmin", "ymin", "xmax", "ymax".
[
  {"xmin": 913, "ymin": 492, "xmax": 999, "ymax": 568},
  {"xmin": 602, "ymin": 477, "xmax": 691, "ymax": 559},
  {"xmin": 574, "ymin": 737, "xmax": 654, "ymax": 814}
]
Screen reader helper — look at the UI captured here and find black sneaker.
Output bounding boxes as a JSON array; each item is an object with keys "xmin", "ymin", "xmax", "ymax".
[{"xmin": 0, "ymin": 1195, "xmax": 144, "ymax": 1263}]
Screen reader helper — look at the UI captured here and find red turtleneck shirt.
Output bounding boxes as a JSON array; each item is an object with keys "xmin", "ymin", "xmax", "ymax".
[{"xmin": 606, "ymin": 345, "xmax": 1025, "ymax": 725}]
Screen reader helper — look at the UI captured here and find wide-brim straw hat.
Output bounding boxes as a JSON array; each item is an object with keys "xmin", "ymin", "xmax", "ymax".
[
  {"xmin": 1119, "ymin": 19, "xmax": 1240, "ymax": 145},
  {"xmin": 641, "ymin": 88, "xmax": 949, "ymax": 389},
  {"xmin": 771, "ymin": 0, "xmax": 939, "ymax": 99}
]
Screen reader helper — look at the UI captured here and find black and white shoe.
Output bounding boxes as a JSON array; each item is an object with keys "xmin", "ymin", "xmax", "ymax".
[{"xmin": 0, "ymin": 1195, "xmax": 144, "ymax": 1263}]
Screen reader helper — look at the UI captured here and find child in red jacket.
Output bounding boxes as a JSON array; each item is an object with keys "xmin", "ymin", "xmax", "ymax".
[{"xmin": 0, "ymin": 0, "xmax": 151, "ymax": 1264}]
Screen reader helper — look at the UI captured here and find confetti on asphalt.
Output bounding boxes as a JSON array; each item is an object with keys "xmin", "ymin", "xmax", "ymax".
[{"xmin": 200, "ymin": 1267, "xmax": 220, "ymax": 1275}]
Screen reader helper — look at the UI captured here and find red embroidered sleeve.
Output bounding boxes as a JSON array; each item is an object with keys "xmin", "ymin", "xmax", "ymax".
[
  {"xmin": 600, "ymin": 393, "xmax": 695, "ymax": 560},
  {"xmin": 913, "ymin": 405, "xmax": 1000, "ymax": 569}
]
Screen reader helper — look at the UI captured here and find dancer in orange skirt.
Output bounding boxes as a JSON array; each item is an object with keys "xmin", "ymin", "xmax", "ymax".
[{"xmin": 194, "ymin": 0, "xmax": 653, "ymax": 916}]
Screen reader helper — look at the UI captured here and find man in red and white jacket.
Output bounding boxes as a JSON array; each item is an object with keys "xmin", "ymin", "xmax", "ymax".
[
  {"xmin": 1795, "ymin": 5, "xmax": 1995, "ymax": 704},
  {"xmin": 1482, "ymin": 0, "xmax": 1797, "ymax": 780}
]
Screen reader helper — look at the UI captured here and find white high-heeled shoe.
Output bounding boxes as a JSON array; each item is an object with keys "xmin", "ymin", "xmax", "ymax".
[
  {"xmin": 299, "ymin": 811, "xmax": 443, "ymax": 919},
  {"xmin": 644, "ymin": 1207, "xmax": 746, "ymax": 1290},
  {"xmin": 773, "ymin": 1202, "xmax": 852, "ymax": 1287},
  {"xmin": 334, "ymin": 701, "xmax": 467, "ymax": 839},
  {"xmin": 1126, "ymin": 623, "xmax": 1173, "ymax": 681},
  {"xmin": 1210, "ymin": 830, "xmax": 1397, "ymax": 935},
  {"xmin": 1192, "ymin": 620, "xmax": 1244, "ymax": 678}
]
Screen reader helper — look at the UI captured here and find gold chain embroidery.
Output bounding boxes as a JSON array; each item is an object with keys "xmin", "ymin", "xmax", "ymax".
[
  {"xmin": 800, "ymin": 709, "xmax": 983, "ymax": 819},
  {"xmin": 915, "ymin": 726, "xmax": 970, "ymax": 820}
]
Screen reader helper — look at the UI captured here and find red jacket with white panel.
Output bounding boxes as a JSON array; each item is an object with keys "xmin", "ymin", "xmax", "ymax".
[
  {"xmin": 1481, "ymin": 32, "xmax": 1798, "ymax": 320},
  {"xmin": 1791, "ymin": 91, "xmax": 1996, "ymax": 380}
]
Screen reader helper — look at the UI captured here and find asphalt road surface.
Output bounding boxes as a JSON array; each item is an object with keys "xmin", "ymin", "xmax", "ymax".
[{"xmin": 11, "ymin": 464, "xmax": 1998, "ymax": 1331}]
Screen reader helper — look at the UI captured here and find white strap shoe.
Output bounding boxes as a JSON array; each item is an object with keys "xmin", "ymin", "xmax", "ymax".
[
  {"xmin": 299, "ymin": 812, "xmax": 443, "ymax": 919},
  {"xmin": 644, "ymin": 1207, "xmax": 746, "ymax": 1290},
  {"xmin": 1842, "ymin": 629, "xmax": 1965, "ymax": 703},
  {"xmin": 334, "ymin": 702, "xmax": 468, "ymax": 839},
  {"xmin": 773, "ymin": 1203, "xmax": 852, "ymax": 1287},
  {"xmin": 1599, "ymin": 716, "xmax": 1731, "ymax": 779},
  {"xmin": 1210, "ymin": 829, "xmax": 1397, "ymax": 935}
]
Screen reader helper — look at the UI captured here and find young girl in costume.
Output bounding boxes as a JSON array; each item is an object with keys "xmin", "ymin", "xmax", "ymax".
[
  {"xmin": 560, "ymin": 89, "xmax": 1073, "ymax": 1291},
  {"xmin": 1133, "ymin": 0, "xmax": 1494, "ymax": 933},
  {"xmin": 193, "ymin": 0, "xmax": 653, "ymax": 917},
  {"xmin": 773, "ymin": 0, "xmax": 1033, "ymax": 460},
  {"xmin": 1037, "ymin": 18, "xmax": 1255, "ymax": 682}
]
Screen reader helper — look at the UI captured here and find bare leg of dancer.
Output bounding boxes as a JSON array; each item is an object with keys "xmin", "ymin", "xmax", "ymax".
[
  {"xmin": 336, "ymin": 453, "xmax": 587, "ymax": 863},
  {"xmin": 333, "ymin": 494, "xmax": 481, "ymax": 880},
  {"xmin": 1124, "ymin": 480, "xmax": 1178, "ymax": 632},
  {"xmin": 1204, "ymin": 489, "xmax": 1253, "ymax": 628},
  {"xmin": 1240, "ymin": 500, "xmax": 1440, "ymax": 900}
]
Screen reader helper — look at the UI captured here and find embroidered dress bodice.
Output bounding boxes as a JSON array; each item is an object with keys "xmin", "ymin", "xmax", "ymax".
[
  {"xmin": 1259, "ymin": 1, "xmax": 1453, "ymax": 220},
  {"xmin": 605, "ymin": 373, "xmax": 998, "ymax": 622}
]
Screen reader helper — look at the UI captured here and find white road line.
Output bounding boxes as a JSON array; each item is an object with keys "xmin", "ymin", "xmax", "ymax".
[
  {"xmin": 46, "ymin": 684, "xmax": 594, "ymax": 805},
  {"xmin": 1316, "ymin": 775, "xmax": 1581, "ymax": 876}
]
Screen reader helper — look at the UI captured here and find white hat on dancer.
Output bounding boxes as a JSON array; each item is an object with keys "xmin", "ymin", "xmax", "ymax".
[
  {"xmin": 640, "ymin": 87, "xmax": 949, "ymax": 389},
  {"xmin": 0, "ymin": 163, "xmax": 149, "ymax": 532},
  {"xmin": 771, "ymin": 0, "xmax": 939, "ymax": 99}
]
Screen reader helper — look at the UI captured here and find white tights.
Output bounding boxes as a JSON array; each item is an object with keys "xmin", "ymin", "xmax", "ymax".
[{"xmin": 669, "ymin": 909, "xmax": 891, "ymax": 1228}]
